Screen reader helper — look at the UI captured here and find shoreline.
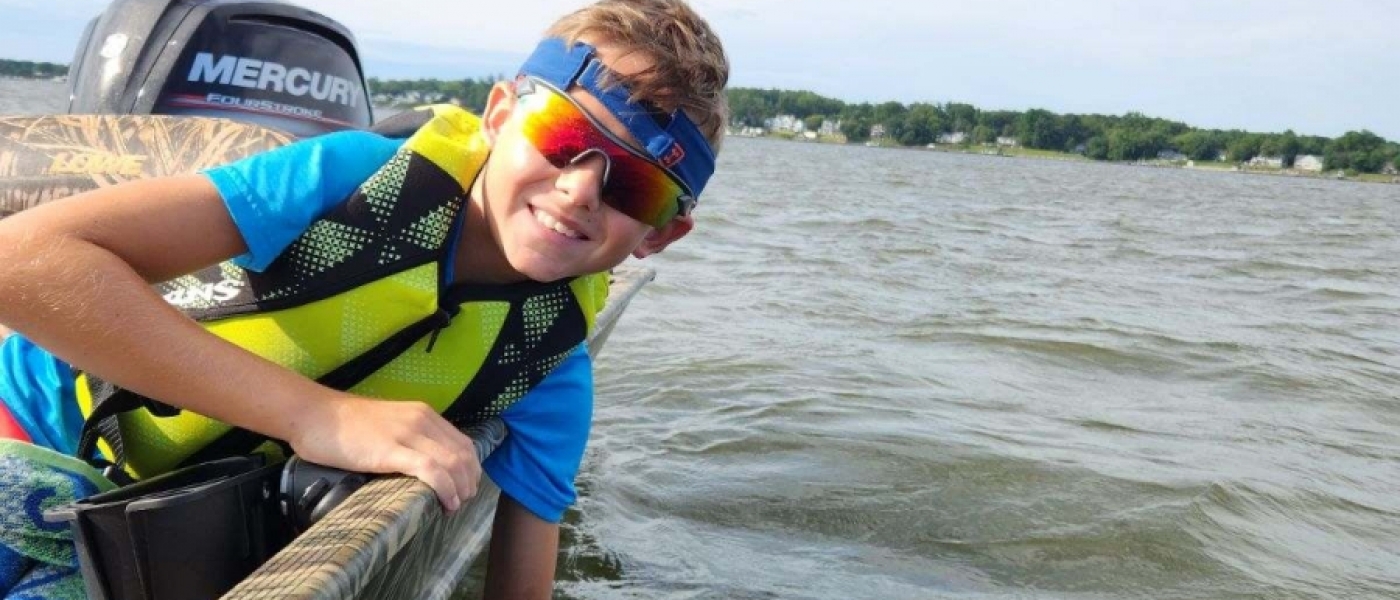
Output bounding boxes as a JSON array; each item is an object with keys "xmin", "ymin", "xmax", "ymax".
[
  {"xmin": 0, "ymin": 75, "xmax": 67, "ymax": 82},
  {"xmin": 736, "ymin": 134, "xmax": 1400, "ymax": 186},
  {"xmin": 7, "ymin": 74, "xmax": 1393, "ymax": 186}
]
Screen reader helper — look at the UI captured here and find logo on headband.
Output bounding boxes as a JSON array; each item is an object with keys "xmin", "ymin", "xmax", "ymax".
[{"xmin": 659, "ymin": 142, "xmax": 686, "ymax": 168}]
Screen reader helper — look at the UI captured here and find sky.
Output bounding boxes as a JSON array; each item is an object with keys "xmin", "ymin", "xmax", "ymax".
[{"xmin": 2, "ymin": 0, "xmax": 1396, "ymax": 140}]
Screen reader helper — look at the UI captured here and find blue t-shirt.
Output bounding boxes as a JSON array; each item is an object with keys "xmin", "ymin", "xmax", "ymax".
[{"xmin": 0, "ymin": 131, "xmax": 592, "ymax": 523}]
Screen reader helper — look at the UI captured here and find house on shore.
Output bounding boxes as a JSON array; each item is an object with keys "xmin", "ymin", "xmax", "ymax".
[
  {"xmin": 1293, "ymin": 155, "xmax": 1324, "ymax": 172},
  {"xmin": 937, "ymin": 131, "xmax": 967, "ymax": 145},
  {"xmin": 764, "ymin": 114, "xmax": 803, "ymax": 134}
]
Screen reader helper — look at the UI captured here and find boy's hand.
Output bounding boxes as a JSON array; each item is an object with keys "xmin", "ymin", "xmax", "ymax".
[{"xmin": 286, "ymin": 394, "xmax": 481, "ymax": 512}]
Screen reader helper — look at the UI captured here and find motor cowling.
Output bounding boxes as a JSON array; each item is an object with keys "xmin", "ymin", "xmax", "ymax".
[{"xmin": 66, "ymin": 0, "xmax": 372, "ymax": 137}]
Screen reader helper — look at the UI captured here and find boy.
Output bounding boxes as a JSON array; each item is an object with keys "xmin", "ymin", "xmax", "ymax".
[{"xmin": 0, "ymin": 0, "xmax": 729, "ymax": 597}]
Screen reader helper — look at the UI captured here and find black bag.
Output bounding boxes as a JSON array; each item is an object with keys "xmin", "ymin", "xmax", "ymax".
[{"xmin": 44, "ymin": 455, "xmax": 291, "ymax": 600}]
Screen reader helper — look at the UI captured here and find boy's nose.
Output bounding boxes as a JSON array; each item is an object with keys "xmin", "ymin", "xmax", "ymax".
[{"xmin": 557, "ymin": 150, "xmax": 608, "ymax": 211}]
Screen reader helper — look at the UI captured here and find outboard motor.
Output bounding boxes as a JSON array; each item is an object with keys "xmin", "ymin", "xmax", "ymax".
[{"xmin": 66, "ymin": 0, "xmax": 372, "ymax": 137}]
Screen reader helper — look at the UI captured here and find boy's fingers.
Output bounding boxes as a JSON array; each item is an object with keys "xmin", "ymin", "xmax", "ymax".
[
  {"xmin": 392, "ymin": 446, "xmax": 461, "ymax": 511},
  {"xmin": 415, "ymin": 408, "xmax": 482, "ymax": 501},
  {"xmin": 401, "ymin": 427, "xmax": 479, "ymax": 507},
  {"xmin": 443, "ymin": 440, "xmax": 481, "ymax": 502},
  {"xmin": 322, "ymin": 399, "xmax": 482, "ymax": 511}
]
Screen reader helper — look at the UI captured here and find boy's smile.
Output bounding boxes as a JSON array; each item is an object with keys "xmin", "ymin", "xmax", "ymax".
[{"xmin": 530, "ymin": 205, "xmax": 586, "ymax": 241}]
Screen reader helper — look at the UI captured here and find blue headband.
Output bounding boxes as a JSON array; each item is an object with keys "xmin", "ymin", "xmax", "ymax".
[{"xmin": 518, "ymin": 37, "xmax": 716, "ymax": 199}]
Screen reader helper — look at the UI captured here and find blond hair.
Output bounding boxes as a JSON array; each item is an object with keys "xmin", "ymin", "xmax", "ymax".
[{"xmin": 547, "ymin": 0, "xmax": 729, "ymax": 151}]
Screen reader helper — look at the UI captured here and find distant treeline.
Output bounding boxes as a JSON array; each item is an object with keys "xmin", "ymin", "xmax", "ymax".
[
  {"xmin": 367, "ymin": 76, "xmax": 503, "ymax": 114},
  {"xmin": 0, "ymin": 59, "xmax": 68, "ymax": 79},
  {"xmin": 367, "ymin": 79, "xmax": 1399, "ymax": 174},
  {"xmin": 729, "ymin": 88, "xmax": 1400, "ymax": 174},
  {"xmin": 16, "ymin": 60, "xmax": 1395, "ymax": 175}
]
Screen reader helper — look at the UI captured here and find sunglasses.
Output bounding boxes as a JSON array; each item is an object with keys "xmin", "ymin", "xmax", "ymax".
[{"xmin": 515, "ymin": 77, "xmax": 695, "ymax": 229}]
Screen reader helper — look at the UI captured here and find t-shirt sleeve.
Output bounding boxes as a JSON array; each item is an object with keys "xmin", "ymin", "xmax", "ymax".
[
  {"xmin": 201, "ymin": 130, "xmax": 403, "ymax": 272},
  {"xmin": 482, "ymin": 344, "xmax": 594, "ymax": 524}
]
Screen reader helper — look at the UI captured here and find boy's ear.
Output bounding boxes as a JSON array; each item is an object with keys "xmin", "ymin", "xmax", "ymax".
[
  {"xmin": 632, "ymin": 215, "xmax": 693, "ymax": 258},
  {"xmin": 480, "ymin": 81, "xmax": 518, "ymax": 146}
]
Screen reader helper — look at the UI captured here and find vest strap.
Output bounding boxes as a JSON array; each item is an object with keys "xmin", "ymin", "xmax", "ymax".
[
  {"xmin": 78, "ymin": 305, "xmax": 464, "ymax": 474},
  {"xmin": 75, "ymin": 377, "xmax": 136, "ymax": 467},
  {"xmin": 175, "ymin": 306, "xmax": 459, "ymax": 469}
]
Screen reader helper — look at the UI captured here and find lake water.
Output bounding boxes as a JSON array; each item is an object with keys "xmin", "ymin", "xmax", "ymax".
[{"xmin": 5, "ymin": 78, "xmax": 1398, "ymax": 600}]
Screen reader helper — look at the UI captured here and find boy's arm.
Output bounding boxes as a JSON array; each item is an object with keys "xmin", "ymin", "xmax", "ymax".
[
  {"xmin": 483, "ymin": 493, "xmax": 561, "ymax": 599},
  {"xmin": 478, "ymin": 345, "xmax": 594, "ymax": 597},
  {"xmin": 0, "ymin": 174, "xmax": 480, "ymax": 510}
]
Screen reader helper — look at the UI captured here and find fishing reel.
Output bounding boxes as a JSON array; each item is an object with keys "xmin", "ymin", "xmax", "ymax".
[
  {"xmin": 276, "ymin": 418, "xmax": 506, "ymax": 532},
  {"xmin": 278, "ymin": 456, "xmax": 369, "ymax": 533}
]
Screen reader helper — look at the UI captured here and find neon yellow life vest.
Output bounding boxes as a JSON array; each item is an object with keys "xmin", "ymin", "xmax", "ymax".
[{"xmin": 75, "ymin": 105, "xmax": 610, "ymax": 478}]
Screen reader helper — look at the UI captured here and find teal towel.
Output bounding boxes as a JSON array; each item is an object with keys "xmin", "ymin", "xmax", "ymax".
[{"xmin": 0, "ymin": 440, "xmax": 114, "ymax": 600}]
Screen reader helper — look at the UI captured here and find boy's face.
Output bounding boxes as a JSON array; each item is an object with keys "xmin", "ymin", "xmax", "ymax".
[{"xmin": 472, "ymin": 38, "xmax": 693, "ymax": 284}]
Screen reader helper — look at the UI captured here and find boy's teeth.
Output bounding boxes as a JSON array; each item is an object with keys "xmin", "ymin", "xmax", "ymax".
[{"xmin": 535, "ymin": 209, "xmax": 582, "ymax": 239}]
